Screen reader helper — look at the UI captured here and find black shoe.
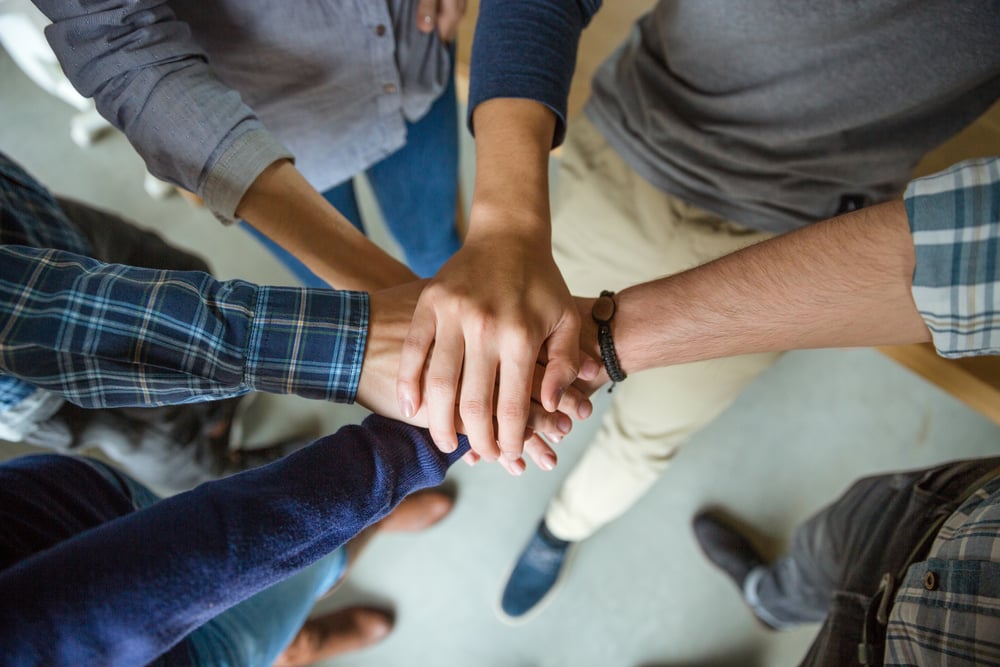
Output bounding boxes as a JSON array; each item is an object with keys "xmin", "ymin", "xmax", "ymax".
[{"xmin": 692, "ymin": 509, "xmax": 766, "ymax": 590}]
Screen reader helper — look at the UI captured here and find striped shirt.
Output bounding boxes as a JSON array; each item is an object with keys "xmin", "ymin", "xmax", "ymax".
[
  {"xmin": 0, "ymin": 154, "xmax": 368, "ymax": 440},
  {"xmin": 906, "ymin": 157, "xmax": 1000, "ymax": 358}
]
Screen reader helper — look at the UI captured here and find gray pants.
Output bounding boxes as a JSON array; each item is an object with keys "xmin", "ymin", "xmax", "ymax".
[
  {"xmin": 22, "ymin": 198, "xmax": 266, "ymax": 492},
  {"xmin": 747, "ymin": 457, "xmax": 1000, "ymax": 666}
]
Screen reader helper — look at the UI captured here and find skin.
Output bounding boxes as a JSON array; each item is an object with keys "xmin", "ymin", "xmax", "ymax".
[
  {"xmin": 363, "ymin": 281, "xmax": 596, "ymax": 474},
  {"xmin": 571, "ymin": 200, "xmax": 928, "ymax": 395},
  {"xmin": 397, "ymin": 99, "xmax": 582, "ymax": 465}
]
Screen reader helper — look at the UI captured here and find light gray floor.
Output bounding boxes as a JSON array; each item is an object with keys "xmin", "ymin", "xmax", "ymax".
[{"xmin": 3, "ymin": 47, "xmax": 1000, "ymax": 667}]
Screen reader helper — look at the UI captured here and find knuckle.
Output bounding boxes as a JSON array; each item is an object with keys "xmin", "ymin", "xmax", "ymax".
[
  {"xmin": 401, "ymin": 332, "xmax": 427, "ymax": 353},
  {"xmin": 497, "ymin": 400, "xmax": 529, "ymax": 423},
  {"xmin": 459, "ymin": 398, "xmax": 490, "ymax": 420},
  {"xmin": 427, "ymin": 376, "xmax": 456, "ymax": 400}
]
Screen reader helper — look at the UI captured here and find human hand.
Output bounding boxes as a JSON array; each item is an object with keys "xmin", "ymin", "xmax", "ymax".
[
  {"xmin": 360, "ymin": 280, "xmax": 589, "ymax": 473},
  {"xmin": 570, "ymin": 296, "xmax": 611, "ymax": 396},
  {"xmin": 415, "ymin": 0, "xmax": 467, "ymax": 42},
  {"xmin": 395, "ymin": 231, "xmax": 583, "ymax": 465}
]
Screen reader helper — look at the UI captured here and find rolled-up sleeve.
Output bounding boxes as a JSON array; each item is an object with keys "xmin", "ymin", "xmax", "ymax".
[
  {"xmin": 34, "ymin": 0, "xmax": 292, "ymax": 221},
  {"xmin": 905, "ymin": 157, "xmax": 1000, "ymax": 358}
]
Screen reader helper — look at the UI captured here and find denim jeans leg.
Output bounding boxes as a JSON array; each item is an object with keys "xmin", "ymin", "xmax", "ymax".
[
  {"xmin": 185, "ymin": 548, "xmax": 349, "ymax": 667},
  {"xmin": 365, "ymin": 54, "xmax": 461, "ymax": 278}
]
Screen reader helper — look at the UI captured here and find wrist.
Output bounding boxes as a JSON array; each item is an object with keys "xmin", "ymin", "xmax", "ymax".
[{"xmin": 592, "ymin": 291, "xmax": 627, "ymax": 388}]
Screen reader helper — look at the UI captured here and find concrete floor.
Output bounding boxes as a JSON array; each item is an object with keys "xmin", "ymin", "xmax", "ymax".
[{"xmin": 2, "ymin": 46, "xmax": 1000, "ymax": 667}]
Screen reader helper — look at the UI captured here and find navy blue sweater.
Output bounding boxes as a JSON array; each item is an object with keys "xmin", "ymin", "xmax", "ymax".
[{"xmin": 0, "ymin": 415, "xmax": 467, "ymax": 666}]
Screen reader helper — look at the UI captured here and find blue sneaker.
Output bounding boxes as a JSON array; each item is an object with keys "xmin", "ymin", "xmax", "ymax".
[{"xmin": 499, "ymin": 521, "xmax": 574, "ymax": 622}]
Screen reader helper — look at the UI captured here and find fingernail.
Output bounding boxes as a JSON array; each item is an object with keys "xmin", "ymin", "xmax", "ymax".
[
  {"xmin": 579, "ymin": 401, "xmax": 593, "ymax": 419},
  {"xmin": 464, "ymin": 456, "xmax": 477, "ymax": 466},
  {"xmin": 540, "ymin": 454, "xmax": 556, "ymax": 471},
  {"xmin": 558, "ymin": 415, "xmax": 572, "ymax": 434},
  {"xmin": 422, "ymin": 14, "xmax": 433, "ymax": 25},
  {"xmin": 401, "ymin": 398, "xmax": 414, "ymax": 419},
  {"xmin": 509, "ymin": 461, "xmax": 525, "ymax": 476}
]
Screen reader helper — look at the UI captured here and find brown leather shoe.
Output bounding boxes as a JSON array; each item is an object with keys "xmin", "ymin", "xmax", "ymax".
[
  {"xmin": 377, "ymin": 488, "xmax": 454, "ymax": 533},
  {"xmin": 272, "ymin": 607, "xmax": 393, "ymax": 667}
]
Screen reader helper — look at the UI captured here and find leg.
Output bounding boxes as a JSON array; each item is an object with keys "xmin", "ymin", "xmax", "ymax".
[
  {"xmin": 698, "ymin": 460, "xmax": 1000, "ymax": 631},
  {"xmin": 365, "ymin": 53, "xmax": 461, "ymax": 277},
  {"xmin": 501, "ymin": 116, "xmax": 777, "ymax": 619},
  {"xmin": 188, "ymin": 488, "xmax": 453, "ymax": 667}
]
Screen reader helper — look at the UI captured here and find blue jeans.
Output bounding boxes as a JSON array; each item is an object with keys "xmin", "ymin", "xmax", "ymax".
[
  {"xmin": 242, "ymin": 60, "xmax": 461, "ymax": 285},
  {"xmin": 85, "ymin": 460, "xmax": 348, "ymax": 667}
]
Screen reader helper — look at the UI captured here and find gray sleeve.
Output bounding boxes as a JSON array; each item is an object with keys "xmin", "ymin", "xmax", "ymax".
[{"xmin": 33, "ymin": 0, "xmax": 293, "ymax": 222}]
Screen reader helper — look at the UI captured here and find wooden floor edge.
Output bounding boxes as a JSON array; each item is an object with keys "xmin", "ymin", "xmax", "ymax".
[{"xmin": 877, "ymin": 344, "xmax": 1000, "ymax": 427}]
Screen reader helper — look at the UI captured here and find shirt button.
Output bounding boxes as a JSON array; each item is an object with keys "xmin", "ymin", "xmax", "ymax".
[
  {"xmin": 924, "ymin": 571, "xmax": 938, "ymax": 591},
  {"xmin": 375, "ymin": 24, "xmax": 387, "ymax": 36},
  {"xmin": 383, "ymin": 83, "xmax": 398, "ymax": 94}
]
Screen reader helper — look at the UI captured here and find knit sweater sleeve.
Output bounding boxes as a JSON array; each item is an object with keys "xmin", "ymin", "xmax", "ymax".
[
  {"xmin": 468, "ymin": 0, "xmax": 602, "ymax": 147},
  {"xmin": 0, "ymin": 415, "xmax": 468, "ymax": 667}
]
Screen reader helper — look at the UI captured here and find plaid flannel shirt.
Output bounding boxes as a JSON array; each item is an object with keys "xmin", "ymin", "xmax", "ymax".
[
  {"xmin": 882, "ymin": 157, "xmax": 1000, "ymax": 663},
  {"xmin": 0, "ymin": 154, "xmax": 368, "ymax": 440},
  {"xmin": 885, "ymin": 475, "xmax": 1000, "ymax": 664},
  {"xmin": 906, "ymin": 157, "xmax": 1000, "ymax": 358}
]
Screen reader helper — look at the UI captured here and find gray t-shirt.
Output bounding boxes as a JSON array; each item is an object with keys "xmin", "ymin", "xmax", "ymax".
[{"xmin": 586, "ymin": 0, "xmax": 1000, "ymax": 232}]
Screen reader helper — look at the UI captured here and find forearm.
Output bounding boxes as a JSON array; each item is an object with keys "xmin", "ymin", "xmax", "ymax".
[
  {"xmin": 236, "ymin": 160, "xmax": 415, "ymax": 290},
  {"xmin": 0, "ymin": 416, "xmax": 468, "ymax": 667},
  {"xmin": 611, "ymin": 201, "xmax": 926, "ymax": 373},
  {"xmin": 468, "ymin": 99, "xmax": 556, "ymax": 241},
  {"xmin": 0, "ymin": 246, "xmax": 368, "ymax": 407}
]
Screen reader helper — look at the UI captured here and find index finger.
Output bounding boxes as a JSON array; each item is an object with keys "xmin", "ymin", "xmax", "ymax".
[{"xmin": 397, "ymin": 296, "xmax": 437, "ymax": 420}]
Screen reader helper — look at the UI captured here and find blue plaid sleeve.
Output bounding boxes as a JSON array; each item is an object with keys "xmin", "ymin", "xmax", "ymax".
[
  {"xmin": 905, "ymin": 157, "xmax": 1000, "ymax": 358},
  {"xmin": 0, "ymin": 245, "xmax": 368, "ymax": 408}
]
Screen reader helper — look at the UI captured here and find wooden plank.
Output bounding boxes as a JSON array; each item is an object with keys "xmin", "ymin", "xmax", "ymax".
[{"xmin": 878, "ymin": 345, "xmax": 1000, "ymax": 426}]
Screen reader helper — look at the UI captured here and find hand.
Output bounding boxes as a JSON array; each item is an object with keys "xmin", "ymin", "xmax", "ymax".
[
  {"xmin": 415, "ymin": 0, "xmax": 467, "ymax": 42},
  {"xmin": 395, "ymin": 231, "xmax": 583, "ymax": 464},
  {"xmin": 571, "ymin": 296, "xmax": 611, "ymax": 396},
  {"xmin": 360, "ymin": 280, "xmax": 588, "ymax": 472}
]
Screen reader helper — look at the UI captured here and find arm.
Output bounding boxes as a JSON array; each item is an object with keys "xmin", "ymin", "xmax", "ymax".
[
  {"xmin": 576, "ymin": 158, "xmax": 1000, "ymax": 381},
  {"xmin": 34, "ymin": 0, "xmax": 413, "ymax": 290},
  {"xmin": 235, "ymin": 160, "xmax": 414, "ymax": 290},
  {"xmin": 0, "ymin": 245, "xmax": 369, "ymax": 407},
  {"xmin": 0, "ymin": 415, "xmax": 467, "ymax": 667},
  {"xmin": 396, "ymin": 0, "xmax": 602, "ymax": 464},
  {"xmin": 598, "ymin": 201, "xmax": 925, "ymax": 375},
  {"xmin": 0, "ymin": 245, "xmax": 583, "ymax": 468}
]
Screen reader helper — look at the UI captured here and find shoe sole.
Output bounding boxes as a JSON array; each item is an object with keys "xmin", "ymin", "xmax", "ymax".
[{"xmin": 493, "ymin": 541, "xmax": 578, "ymax": 626}]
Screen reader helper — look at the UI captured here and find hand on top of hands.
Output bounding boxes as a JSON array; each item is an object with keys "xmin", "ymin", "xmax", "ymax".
[
  {"xmin": 393, "ymin": 232, "xmax": 598, "ymax": 472},
  {"xmin": 359, "ymin": 279, "xmax": 597, "ymax": 475}
]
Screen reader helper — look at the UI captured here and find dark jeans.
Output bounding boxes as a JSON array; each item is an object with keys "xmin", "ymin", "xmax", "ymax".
[
  {"xmin": 23, "ymin": 198, "xmax": 262, "ymax": 492},
  {"xmin": 747, "ymin": 457, "xmax": 1000, "ymax": 666}
]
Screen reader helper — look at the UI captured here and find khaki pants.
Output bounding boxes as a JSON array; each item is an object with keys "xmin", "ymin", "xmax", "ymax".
[{"xmin": 545, "ymin": 116, "xmax": 780, "ymax": 541}]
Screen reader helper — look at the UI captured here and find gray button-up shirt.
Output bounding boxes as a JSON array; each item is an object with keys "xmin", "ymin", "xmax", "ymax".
[{"xmin": 34, "ymin": 0, "xmax": 450, "ymax": 221}]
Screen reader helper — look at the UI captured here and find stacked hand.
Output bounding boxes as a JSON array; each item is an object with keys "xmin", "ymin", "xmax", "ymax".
[{"xmin": 359, "ymin": 278, "xmax": 597, "ymax": 475}]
